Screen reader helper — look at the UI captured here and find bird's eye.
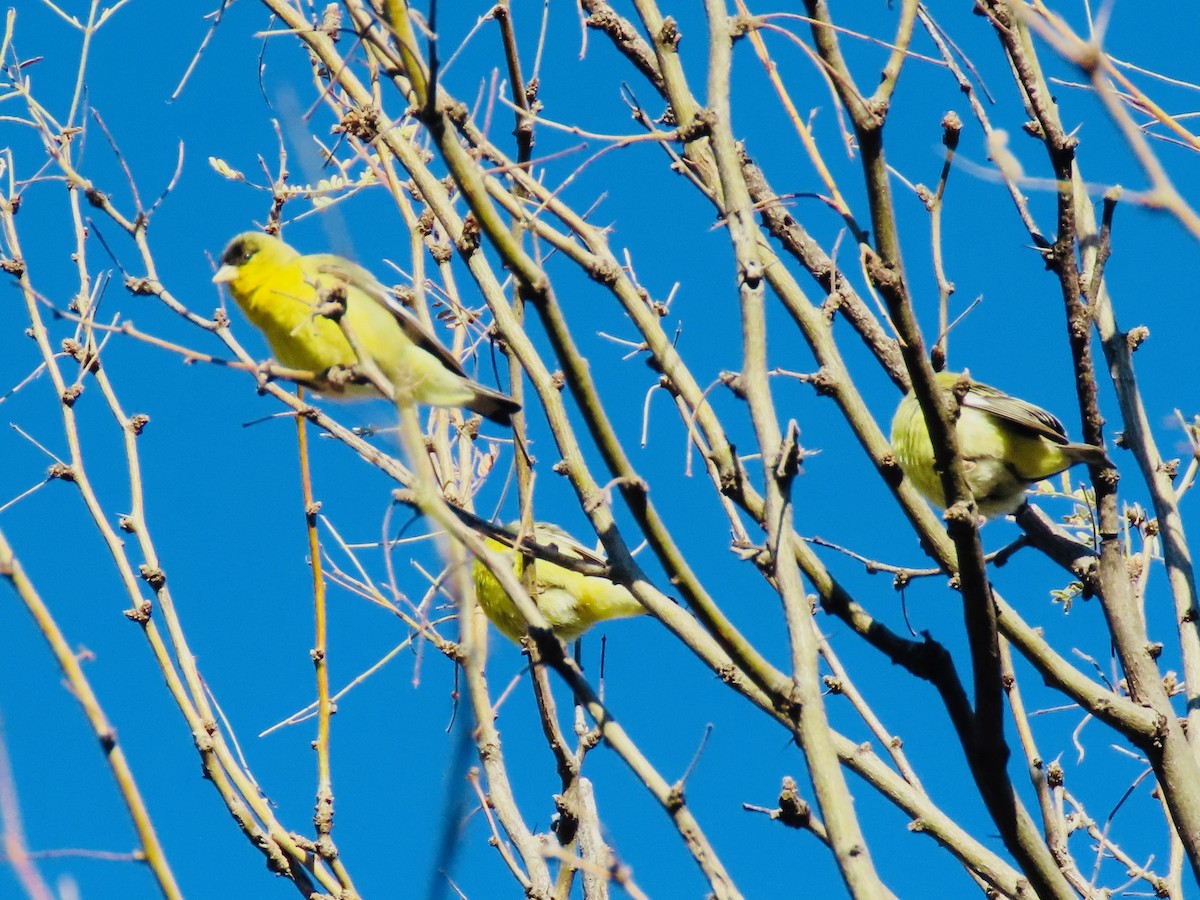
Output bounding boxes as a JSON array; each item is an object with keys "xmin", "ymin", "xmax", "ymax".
[{"xmin": 222, "ymin": 241, "xmax": 256, "ymax": 267}]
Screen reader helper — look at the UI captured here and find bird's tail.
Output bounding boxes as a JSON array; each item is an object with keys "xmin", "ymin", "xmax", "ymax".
[
  {"xmin": 468, "ymin": 384, "xmax": 522, "ymax": 426},
  {"xmin": 1063, "ymin": 442, "xmax": 1111, "ymax": 468}
]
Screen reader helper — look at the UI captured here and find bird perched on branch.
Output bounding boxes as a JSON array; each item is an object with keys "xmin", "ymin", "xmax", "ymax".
[
  {"xmin": 212, "ymin": 232, "xmax": 520, "ymax": 425},
  {"xmin": 471, "ymin": 523, "xmax": 646, "ymax": 643},
  {"xmin": 890, "ymin": 370, "xmax": 1109, "ymax": 518}
]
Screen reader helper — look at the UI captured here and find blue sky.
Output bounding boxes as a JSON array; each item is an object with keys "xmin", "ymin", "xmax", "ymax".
[{"xmin": 1, "ymin": 2, "xmax": 1198, "ymax": 898}]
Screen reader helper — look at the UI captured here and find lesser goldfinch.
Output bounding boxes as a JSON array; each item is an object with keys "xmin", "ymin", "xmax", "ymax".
[
  {"xmin": 890, "ymin": 370, "xmax": 1109, "ymax": 518},
  {"xmin": 471, "ymin": 523, "xmax": 646, "ymax": 643},
  {"xmin": 212, "ymin": 232, "xmax": 520, "ymax": 425}
]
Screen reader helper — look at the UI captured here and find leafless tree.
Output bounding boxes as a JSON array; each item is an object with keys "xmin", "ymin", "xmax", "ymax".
[{"xmin": 1, "ymin": 1, "xmax": 1198, "ymax": 898}]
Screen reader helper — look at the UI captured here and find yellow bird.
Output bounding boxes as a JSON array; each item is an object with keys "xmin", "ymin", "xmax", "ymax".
[
  {"xmin": 212, "ymin": 232, "xmax": 520, "ymax": 424},
  {"xmin": 890, "ymin": 370, "xmax": 1108, "ymax": 518},
  {"xmin": 471, "ymin": 523, "xmax": 646, "ymax": 643}
]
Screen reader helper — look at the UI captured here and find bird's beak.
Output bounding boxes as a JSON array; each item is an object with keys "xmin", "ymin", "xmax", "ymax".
[{"xmin": 212, "ymin": 264, "xmax": 238, "ymax": 284}]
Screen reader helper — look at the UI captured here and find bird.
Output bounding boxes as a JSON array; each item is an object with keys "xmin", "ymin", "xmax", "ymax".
[
  {"xmin": 470, "ymin": 522, "xmax": 646, "ymax": 643},
  {"xmin": 890, "ymin": 370, "xmax": 1109, "ymax": 518},
  {"xmin": 212, "ymin": 232, "xmax": 520, "ymax": 425}
]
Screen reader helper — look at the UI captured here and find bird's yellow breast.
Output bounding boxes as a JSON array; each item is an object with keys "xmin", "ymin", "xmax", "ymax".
[{"xmin": 225, "ymin": 251, "xmax": 362, "ymax": 377}]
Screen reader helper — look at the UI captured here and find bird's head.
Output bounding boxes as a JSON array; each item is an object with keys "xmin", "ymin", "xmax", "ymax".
[{"xmin": 212, "ymin": 232, "xmax": 295, "ymax": 288}]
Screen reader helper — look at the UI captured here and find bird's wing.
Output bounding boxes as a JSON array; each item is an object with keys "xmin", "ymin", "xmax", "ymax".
[
  {"xmin": 961, "ymin": 382, "xmax": 1070, "ymax": 445},
  {"xmin": 533, "ymin": 523, "xmax": 609, "ymax": 568},
  {"xmin": 490, "ymin": 522, "xmax": 609, "ymax": 568},
  {"xmin": 307, "ymin": 254, "xmax": 469, "ymax": 379}
]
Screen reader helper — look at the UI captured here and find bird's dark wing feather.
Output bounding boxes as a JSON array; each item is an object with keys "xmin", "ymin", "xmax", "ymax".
[
  {"xmin": 309, "ymin": 255, "xmax": 469, "ymax": 379},
  {"xmin": 533, "ymin": 523, "xmax": 609, "ymax": 567},
  {"xmin": 493, "ymin": 521, "xmax": 609, "ymax": 567},
  {"xmin": 961, "ymin": 382, "xmax": 1070, "ymax": 445}
]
